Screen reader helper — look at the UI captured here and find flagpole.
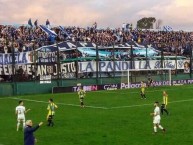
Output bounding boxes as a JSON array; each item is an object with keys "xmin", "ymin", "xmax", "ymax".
[
  {"xmin": 96, "ymin": 44, "xmax": 99, "ymax": 85},
  {"xmin": 75, "ymin": 41, "xmax": 78, "ymax": 80},
  {"xmin": 11, "ymin": 37, "xmax": 16, "ymax": 95},
  {"xmin": 113, "ymin": 41, "xmax": 115, "ymax": 77},
  {"xmin": 56, "ymin": 41, "xmax": 61, "ymax": 87},
  {"xmin": 190, "ymin": 42, "xmax": 192, "ymax": 78}
]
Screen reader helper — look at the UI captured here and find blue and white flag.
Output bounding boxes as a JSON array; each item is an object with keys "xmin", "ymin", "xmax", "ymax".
[
  {"xmin": 58, "ymin": 26, "xmax": 71, "ymax": 38},
  {"xmin": 163, "ymin": 26, "xmax": 173, "ymax": 32},
  {"xmin": 39, "ymin": 25, "xmax": 57, "ymax": 37}
]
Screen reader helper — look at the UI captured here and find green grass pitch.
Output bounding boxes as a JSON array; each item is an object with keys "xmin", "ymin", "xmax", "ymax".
[{"xmin": 1, "ymin": 85, "xmax": 193, "ymax": 145}]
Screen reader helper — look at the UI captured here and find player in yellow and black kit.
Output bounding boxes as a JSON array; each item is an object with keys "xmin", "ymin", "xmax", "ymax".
[
  {"xmin": 161, "ymin": 91, "xmax": 169, "ymax": 115},
  {"xmin": 140, "ymin": 81, "xmax": 146, "ymax": 99},
  {"xmin": 78, "ymin": 87, "xmax": 86, "ymax": 108},
  {"xmin": 47, "ymin": 98, "xmax": 58, "ymax": 126}
]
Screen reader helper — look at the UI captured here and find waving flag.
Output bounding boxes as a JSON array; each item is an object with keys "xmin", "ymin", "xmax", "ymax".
[
  {"xmin": 58, "ymin": 26, "xmax": 71, "ymax": 38},
  {"xmin": 39, "ymin": 25, "xmax": 57, "ymax": 37},
  {"xmin": 34, "ymin": 19, "xmax": 38, "ymax": 27},
  {"xmin": 163, "ymin": 26, "xmax": 173, "ymax": 32},
  {"xmin": 28, "ymin": 18, "xmax": 33, "ymax": 27}
]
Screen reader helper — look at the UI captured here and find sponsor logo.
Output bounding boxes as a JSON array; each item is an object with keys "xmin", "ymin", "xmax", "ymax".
[
  {"xmin": 72, "ymin": 85, "xmax": 98, "ymax": 92},
  {"xmin": 104, "ymin": 84, "xmax": 118, "ymax": 90}
]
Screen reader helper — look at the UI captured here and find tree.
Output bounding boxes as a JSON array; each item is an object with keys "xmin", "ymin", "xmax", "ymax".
[{"xmin": 137, "ymin": 17, "xmax": 156, "ymax": 29}]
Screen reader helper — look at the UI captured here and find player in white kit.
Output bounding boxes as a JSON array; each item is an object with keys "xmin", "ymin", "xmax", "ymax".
[
  {"xmin": 15, "ymin": 100, "xmax": 30, "ymax": 131},
  {"xmin": 150, "ymin": 101, "xmax": 166, "ymax": 134}
]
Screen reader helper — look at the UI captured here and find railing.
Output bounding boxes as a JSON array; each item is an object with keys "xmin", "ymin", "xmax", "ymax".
[{"xmin": 0, "ymin": 40, "xmax": 192, "ymax": 84}]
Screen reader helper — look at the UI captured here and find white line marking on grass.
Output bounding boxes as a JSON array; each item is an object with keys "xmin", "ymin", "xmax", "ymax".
[
  {"xmin": 109, "ymin": 98, "xmax": 193, "ymax": 109},
  {"xmin": 10, "ymin": 97, "xmax": 193, "ymax": 110},
  {"xmin": 0, "ymin": 98, "xmax": 7, "ymax": 100},
  {"xmin": 168, "ymin": 98, "xmax": 193, "ymax": 104},
  {"xmin": 0, "ymin": 97, "xmax": 14, "ymax": 100},
  {"xmin": 109, "ymin": 103, "xmax": 152, "ymax": 109},
  {"xmin": 92, "ymin": 85, "xmax": 193, "ymax": 95},
  {"xmin": 10, "ymin": 97, "xmax": 108, "ymax": 110}
]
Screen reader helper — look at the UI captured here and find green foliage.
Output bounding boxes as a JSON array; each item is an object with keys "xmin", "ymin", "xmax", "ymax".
[
  {"xmin": 137, "ymin": 17, "xmax": 156, "ymax": 29},
  {"xmin": 1, "ymin": 85, "xmax": 193, "ymax": 145}
]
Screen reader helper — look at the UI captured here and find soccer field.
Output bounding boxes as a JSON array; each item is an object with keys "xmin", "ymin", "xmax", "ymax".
[{"xmin": 1, "ymin": 85, "xmax": 193, "ymax": 145}]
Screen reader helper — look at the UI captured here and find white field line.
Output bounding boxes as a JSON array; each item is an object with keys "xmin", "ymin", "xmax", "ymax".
[
  {"xmin": 9, "ymin": 97, "xmax": 193, "ymax": 110},
  {"xmin": 10, "ymin": 97, "xmax": 108, "ymax": 109},
  {"xmin": 0, "ymin": 97, "xmax": 13, "ymax": 99},
  {"xmin": 89, "ymin": 85, "xmax": 193, "ymax": 95},
  {"xmin": 109, "ymin": 98, "xmax": 193, "ymax": 109}
]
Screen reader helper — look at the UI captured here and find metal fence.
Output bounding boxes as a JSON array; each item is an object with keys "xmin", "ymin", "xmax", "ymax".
[{"xmin": 0, "ymin": 40, "xmax": 192, "ymax": 84}]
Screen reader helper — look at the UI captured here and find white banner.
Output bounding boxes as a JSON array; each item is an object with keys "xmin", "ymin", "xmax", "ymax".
[
  {"xmin": 134, "ymin": 60, "xmax": 185, "ymax": 69},
  {"xmin": 40, "ymin": 75, "xmax": 51, "ymax": 84},
  {"xmin": 0, "ymin": 60, "xmax": 189, "ymax": 75},
  {"xmin": 78, "ymin": 61, "xmax": 131, "ymax": 72},
  {"xmin": 0, "ymin": 62, "xmax": 76, "ymax": 75},
  {"xmin": 78, "ymin": 60, "xmax": 187, "ymax": 72}
]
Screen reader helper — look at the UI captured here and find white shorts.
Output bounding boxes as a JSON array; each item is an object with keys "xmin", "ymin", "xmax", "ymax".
[
  {"xmin": 153, "ymin": 116, "xmax": 161, "ymax": 124},
  {"xmin": 17, "ymin": 115, "xmax": 25, "ymax": 122}
]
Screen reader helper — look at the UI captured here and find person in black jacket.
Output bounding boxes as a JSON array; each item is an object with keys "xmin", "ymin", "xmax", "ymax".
[{"xmin": 24, "ymin": 120, "xmax": 43, "ymax": 145}]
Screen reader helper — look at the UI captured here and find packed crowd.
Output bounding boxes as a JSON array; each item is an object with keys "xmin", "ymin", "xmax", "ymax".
[
  {"xmin": 0, "ymin": 25, "xmax": 49, "ymax": 53},
  {"xmin": 132, "ymin": 30, "xmax": 193, "ymax": 56},
  {"xmin": 0, "ymin": 24, "xmax": 193, "ymax": 56},
  {"xmin": 0, "ymin": 23, "xmax": 193, "ymax": 82}
]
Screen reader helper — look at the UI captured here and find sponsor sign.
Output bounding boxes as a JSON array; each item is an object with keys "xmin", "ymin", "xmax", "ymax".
[
  {"xmin": 72, "ymin": 85, "xmax": 98, "ymax": 92},
  {"xmin": 52, "ymin": 79, "xmax": 193, "ymax": 93},
  {"xmin": 103, "ymin": 84, "xmax": 118, "ymax": 90}
]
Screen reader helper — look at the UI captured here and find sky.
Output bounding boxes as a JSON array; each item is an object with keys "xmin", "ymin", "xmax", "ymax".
[{"xmin": 0, "ymin": 0, "xmax": 193, "ymax": 31}]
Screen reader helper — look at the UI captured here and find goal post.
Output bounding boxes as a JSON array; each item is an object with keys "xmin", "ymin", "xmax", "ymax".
[{"xmin": 121, "ymin": 68, "xmax": 172, "ymax": 88}]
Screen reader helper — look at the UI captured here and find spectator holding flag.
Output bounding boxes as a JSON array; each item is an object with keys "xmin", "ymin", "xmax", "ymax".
[
  {"xmin": 46, "ymin": 19, "xmax": 50, "ymax": 29},
  {"xmin": 39, "ymin": 25, "xmax": 57, "ymax": 44},
  {"xmin": 93, "ymin": 22, "xmax": 97, "ymax": 29}
]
